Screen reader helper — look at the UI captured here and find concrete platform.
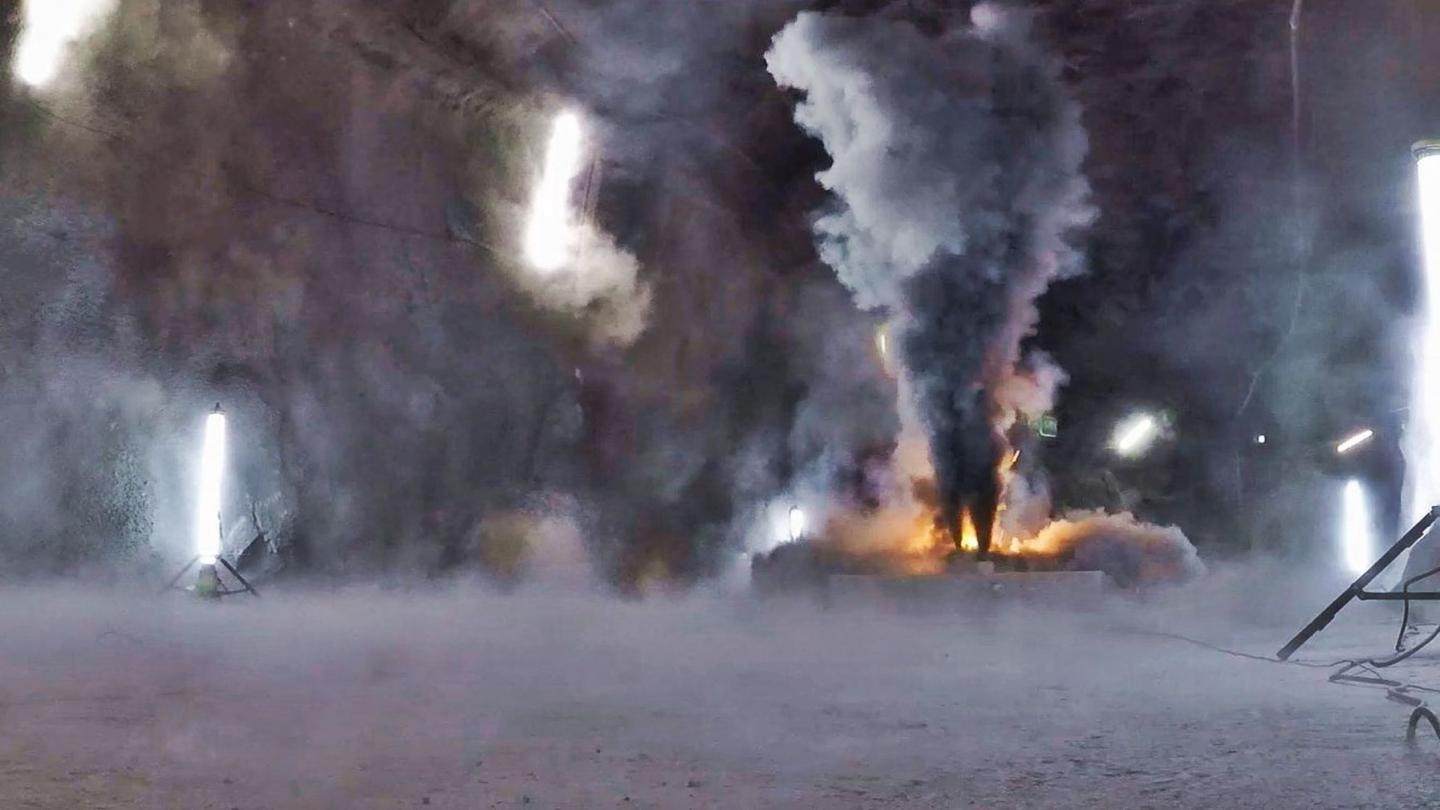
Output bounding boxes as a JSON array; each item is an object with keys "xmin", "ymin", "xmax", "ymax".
[{"xmin": 829, "ymin": 570, "xmax": 1107, "ymax": 610}]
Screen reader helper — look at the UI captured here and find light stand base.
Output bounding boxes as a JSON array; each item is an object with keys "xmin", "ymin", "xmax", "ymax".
[
  {"xmin": 163, "ymin": 554, "xmax": 260, "ymax": 598},
  {"xmin": 1277, "ymin": 506, "xmax": 1440, "ymax": 660}
]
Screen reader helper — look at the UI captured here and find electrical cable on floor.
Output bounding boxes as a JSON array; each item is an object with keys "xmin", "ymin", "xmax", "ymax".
[
  {"xmin": 1134, "ymin": 575, "xmax": 1440, "ymax": 747},
  {"xmin": 1395, "ymin": 562, "xmax": 1440, "ymax": 652},
  {"xmin": 1409, "ymin": 706, "xmax": 1440, "ymax": 743}
]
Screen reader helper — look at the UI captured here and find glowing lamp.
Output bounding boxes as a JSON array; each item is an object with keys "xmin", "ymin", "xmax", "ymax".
[
  {"xmin": 788, "ymin": 506, "xmax": 805, "ymax": 543},
  {"xmin": 1335, "ymin": 428, "xmax": 1374, "ymax": 455},
  {"xmin": 13, "ymin": 0, "xmax": 115, "ymax": 88},
  {"xmin": 874, "ymin": 323, "xmax": 900, "ymax": 378},
  {"xmin": 194, "ymin": 405, "xmax": 227, "ymax": 565},
  {"xmin": 1111, "ymin": 413, "xmax": 1159, "ymax": 458},
  {"xmin": 1341, "ymin": 479, "xmax": 1374, "ymax": 575},
  {"xmin": 524, "ymin": 111, "xmax": 585, "ymax": 271},
  {"xmin": 1408, "ymin": 141, "xmax": 1440, "ymax": 520}
]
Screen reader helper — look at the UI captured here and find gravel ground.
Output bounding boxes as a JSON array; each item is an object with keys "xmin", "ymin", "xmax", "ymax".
[{"xmin": 2, "ymin": 573, "xmax": 1439, "ymax": 809}]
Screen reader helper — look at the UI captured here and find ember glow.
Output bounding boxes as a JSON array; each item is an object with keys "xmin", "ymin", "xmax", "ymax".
[
  {"xmin": 892, "ymin": 449, "xmax": 1038, "ymax": 570},
  {"xmin": 13, "ymin": 0, "xmax": 116, "ymax": 88},
  {"xmin": 524, "ymin": 111, "xmax": 585, "ymax": 271},
  {"xmin": 898, "ymin": 508, "xmax": 1043, "ymax": 573},
  {"xmin": 194, "ymin": 410, "xmax": 227, "ymax": 565}
]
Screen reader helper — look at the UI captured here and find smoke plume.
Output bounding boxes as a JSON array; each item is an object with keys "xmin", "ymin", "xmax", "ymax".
[
  {"xmin": 1031, "ymin": 510, "xmax": 1206, "ymax": 587},
  {"xmin": 766, "ymin": 4, "xmax": 1093, "ymax": 555}
]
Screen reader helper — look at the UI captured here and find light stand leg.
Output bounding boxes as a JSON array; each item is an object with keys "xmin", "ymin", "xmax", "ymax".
[
  {"xmin": 217, "ymin": 556, "xmax": 260, "ymax": 597},
  {"xmin": 161, "ymin": 555, "xmax": 201, "ymax": 594},
  {"xmin": 1277, "ymin": 507, "xmax": 1440, "ymax": 660}
]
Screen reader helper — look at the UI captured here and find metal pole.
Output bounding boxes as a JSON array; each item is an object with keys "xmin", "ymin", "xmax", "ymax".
[
  {"xmin": 161, "ymin": 555, "xmax": 201, "ymax": 594},
  {"xmin": 217, "ymin": 556, "xmax": 260, "ymax": 597},
  {"xmin": 1277, "ymin": 506, "xmax": 1440, "ymax": 660}
]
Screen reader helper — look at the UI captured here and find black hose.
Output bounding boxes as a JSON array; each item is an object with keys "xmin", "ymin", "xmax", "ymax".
[
  {"xmin": 1396, "ymin": 562, "xmax": 1440, "ymax": 652},
  {"xmin": 1408, "ymin": 707, "xmax": 1440, "ymax": 744},
  {"xmin": 1143, "ymin": 576, "xmax": 1440, "ymax": 744}
]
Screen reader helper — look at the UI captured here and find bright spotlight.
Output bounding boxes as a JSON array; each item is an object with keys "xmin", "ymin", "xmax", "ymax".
[
  {"xmin": 1408, "ymin": 141, "xmax": 1440, "ymax": 520},
  {"xmin": 1335, "ymin": 428, "xmax": 1375, "ymax": 455},
  {"xmin": 1111, "ymin": 413, "xmax": 1159, "ymax": 458},
  {"xmin": 524, "ymin": 110, "xmax": 585, "ymax": 271},
  {"xmin": 788, "ymin": 506, "xmax": 805, "ymax": 543},
  {"xmin": 1341, "ymin": 479, "xmax": 1374, "ymax": 575},
  {"xmin": 194, "ymin": 406, "xmax": 227, "ymax": 565},
  {"xmin": 13, "ymin": 0, "xmax": 116, "ymax": 88},
  {"xmin": 1255, "ymin": 434, "xmax": 1267, "ymax": 445}
]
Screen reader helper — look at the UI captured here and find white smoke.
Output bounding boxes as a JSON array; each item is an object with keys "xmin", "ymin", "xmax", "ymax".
[
  {"xmin": 508, "ymin": 110, "xmax": 651, "ymax": 348},
  {"xmin": 761, "ymin": 3, "xmax": 1203, "ymax": 582},
  {"xmin": 1037, "ymin": 510, "xmax": 1207, "ymax": 587},
  {"xmin": 766, "ymin": 13, "xmax": 975, "ymax": 312},
  {"xmin": 528, "ymin": 222, "xmax": 651, "ymax": 348},
  {"xmin": 766, "ymin": 3, "xmax": 1093, "ymax": 548}
]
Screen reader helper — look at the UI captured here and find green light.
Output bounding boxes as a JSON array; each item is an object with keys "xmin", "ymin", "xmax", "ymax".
[{"xmin": 1038, "ymin": 414, "xmax": 1058, "ymax": 439}]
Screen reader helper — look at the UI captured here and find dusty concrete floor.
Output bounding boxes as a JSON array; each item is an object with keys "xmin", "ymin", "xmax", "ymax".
[{"xmin": 2, "ymin": 574, "xmax": 1439, "ymax": 809}]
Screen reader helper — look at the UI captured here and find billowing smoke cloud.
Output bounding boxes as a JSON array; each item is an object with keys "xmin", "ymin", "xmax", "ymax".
[
  {"xmin": 507, "ymin": 217, "xmax": 651, "ymax": 348},
  {"xmin": 766, "ymin": 4, "xmax": 1093, "ymax": 555},
  {"xmin": 1032, "ymin": 510, "xmax": 1206, "ymax": 587}
]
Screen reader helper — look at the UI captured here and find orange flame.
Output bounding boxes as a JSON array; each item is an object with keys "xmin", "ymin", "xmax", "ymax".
[
  {"xmin": 885, "ymin": 443, "xmax": 1048, "ymax": 572},
  {"xmin": 959, "ymin": 509, "xmax": 979, "ymax": 553}
]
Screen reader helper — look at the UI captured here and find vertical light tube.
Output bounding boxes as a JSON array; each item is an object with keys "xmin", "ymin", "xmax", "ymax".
[
  {"xmin": 195, "ymin": 409, "xmax": 227, "ymax": 564},
  {"xmin": 1407, "ymin": 144, "xmax": 1440, "ymax": 522},
  {"xmin": 788, "ymin": 506, "xmax": 805, "ymax": 543},
  {"xmin": 524, "ymin": 111, "xmax": 584, "ymax": 271},
  {"xmin": 1342, "ymin": 479, "xmax": 1374, "ymax": 575}
]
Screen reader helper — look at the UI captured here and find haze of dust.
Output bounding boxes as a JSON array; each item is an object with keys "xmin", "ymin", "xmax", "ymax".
[{"xmin": 2, "ymin": 563, "xmax": 1439, "ymax": 809}]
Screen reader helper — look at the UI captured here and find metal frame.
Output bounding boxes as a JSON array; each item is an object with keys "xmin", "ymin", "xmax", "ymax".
[
  {"xmin": 162, "ymin": 554, "xmax": 260, "ymax": 598},
  {"xmin": 1277, "ymin": 506, "xmax": 1440, "ymax": 660}
]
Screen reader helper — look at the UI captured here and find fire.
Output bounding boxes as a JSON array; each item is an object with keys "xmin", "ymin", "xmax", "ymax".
[
  {"xmin": 884, "ymin": 444, "xmax": 1051, "ymax": 573},
  {"xmin": 802, "ymin": 426, "xmax": 1082, "ymax": 577},
  {"xmin": 958, "ymin": 509, "xmax": 979, "ymax": 553}
]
